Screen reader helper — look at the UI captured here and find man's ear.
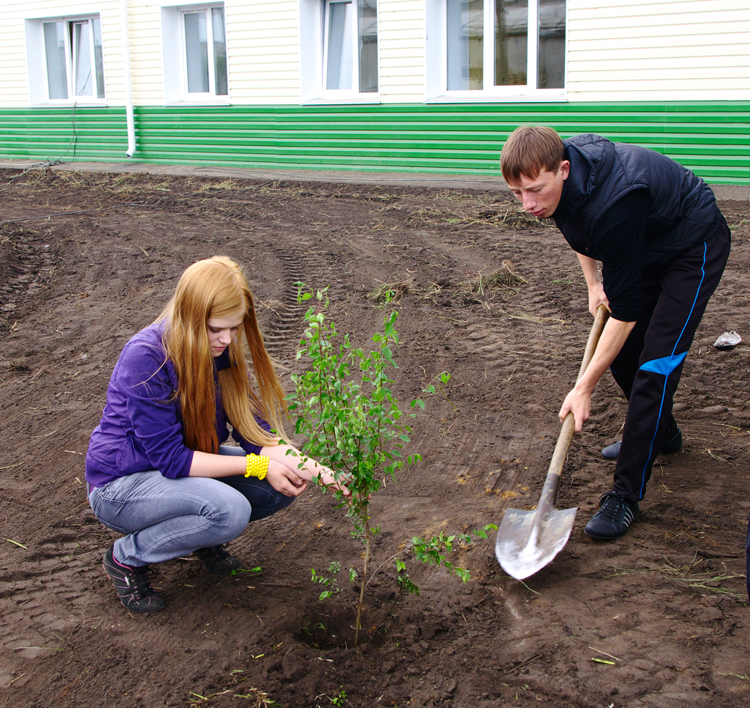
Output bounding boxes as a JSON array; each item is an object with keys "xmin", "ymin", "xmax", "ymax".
[{"xmin": 560, "ymin": 160, "xmax": 570, "ymax": 180}]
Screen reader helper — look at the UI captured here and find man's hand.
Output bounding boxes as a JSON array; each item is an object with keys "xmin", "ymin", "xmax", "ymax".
[
  {"xmin": 587, "ymin": 281, "xmax": 609, "ymax": 318},
  {"xmin": 559, "ymin": 383, "xmax": 592, "ymax": 432},
  {"xmin": 576, "ymin": 253, "xmax": 609, "ymax": 317}
]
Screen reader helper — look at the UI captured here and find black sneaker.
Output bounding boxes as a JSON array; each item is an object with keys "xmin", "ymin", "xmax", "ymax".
[
  {"xmin": 194, "ymin": 544, "xmax": 243, "ymax": 574},
  {"xmin": 584, "ymin": 492, "xmax": 639, "ymax": 539},
  {"xmin": 601, "ymin": 425, "xmax": 682, "ymax": 460},
  {"xmin": 103, "ymin": 545, "xmax": 166, "ymax": 613}
]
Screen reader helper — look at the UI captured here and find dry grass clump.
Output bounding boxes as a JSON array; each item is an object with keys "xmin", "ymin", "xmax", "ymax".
[
  {"xmin": 468, "ymin": 261, "xmax": 527, "ymax": 297},
  {"xmin": 196, "ymin": 179, "xmax": 241, "ymax": 192},
  {"xmin": 472, "ymin": 203, "xmax": 552, "ymax": 228},
  {"xmin": 410, "ymin": 207, "xmax": 461, "ymax": 225},
  {"xmin": 409, "ymin": 202, "xmax": 553, "ymax": 229},
  {"xmin": 611, "ymin": 557, "xmax": 746, "ymax": 599},
  {"xmin": 367, "ymin": 277, "xmax": 415, "ymax": 304}
]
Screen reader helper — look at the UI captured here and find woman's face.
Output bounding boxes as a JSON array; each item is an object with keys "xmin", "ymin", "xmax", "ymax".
[{"xmin": 206, "ymin": 306, "xmax": 245, "ymax": 357}]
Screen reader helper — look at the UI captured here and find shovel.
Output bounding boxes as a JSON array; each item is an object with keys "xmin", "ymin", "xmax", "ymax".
[{"xmin": 495, "ymin": 304, "xmax": 610, "ymax": 580}]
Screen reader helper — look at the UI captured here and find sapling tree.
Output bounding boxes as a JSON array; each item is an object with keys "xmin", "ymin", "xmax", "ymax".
[
  {"xmin": 287, "ymin": 287, "xmax": 439, "ymax": 635},
  {"xmin": 287, "ymin": 286, "xmax": 493, "ymax": 643}
]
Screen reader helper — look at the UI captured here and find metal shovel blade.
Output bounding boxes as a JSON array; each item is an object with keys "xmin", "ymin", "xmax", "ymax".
[
  {"xmin": 495, "ymin": 504, "xmax": 577, "ymax": 580},
  {"xmin": 494, "ymin": 305, "xmax": 609, "ymax": 580}
]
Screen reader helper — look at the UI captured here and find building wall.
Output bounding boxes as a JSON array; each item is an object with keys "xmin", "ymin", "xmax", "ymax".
[
  {"xmin": 3, "ymin": 1, "xmax": 749, "ymax": 107},
  {"xmin": 225, "ymin": 1, "xmax": 300, "ymax": 103},
  {"xmin": 1, "ymin": 3, "xmax": 749, "ymax": 184},
  {"xmin": 2, "ymin": 102, "xmax": 749, "ymax": 184},
  {"xmin": 567, "ymin": 0, "xmax": 750, "ymax": 101},
  {"xmin": 378, "ymin": 0, "xmax": 425, "ymax": 103}
]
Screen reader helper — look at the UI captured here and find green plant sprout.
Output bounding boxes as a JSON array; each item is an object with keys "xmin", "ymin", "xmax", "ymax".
[
  {"xmin": 390, "ymin": 525, "xmax": 497, "ymax": 596},
  {"xmin": 231, "ymin": 565, "xmax": 263, "ymax": 577},
  {"xmin": 331, "ymin": 688, "xmax": 348, "ymax": 706},
  {"xmin": 410, "ymin": 526, "xmax": 498, "ymax": 583},
  {"xmin": 311, "ymin": 561, "xmax": 342, "ymax": 600},
  {"xmin": 288, "ymin": 284, "xmax": 451, "ymax": 643}
]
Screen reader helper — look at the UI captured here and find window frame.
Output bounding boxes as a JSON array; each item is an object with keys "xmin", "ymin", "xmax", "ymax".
[
  {"xmin": 299, "ymin": 0, "xmax": 381, "ymax": 105},
  {"xmin": 425, "ymin": 0, "xmax": 567, "ymax": 102},
  {"xmin": 161, "ymin": 2, "xmax": 230, "ymax": 105},
  {"xmin": 25, "ymin": 14, "xmax": 106, "ymax": 106}
]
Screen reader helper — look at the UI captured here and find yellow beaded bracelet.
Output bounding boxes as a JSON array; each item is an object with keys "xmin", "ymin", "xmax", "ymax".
[{"xmin": 245, "ymin": 454, "xmax": 268, "ymax": 480}]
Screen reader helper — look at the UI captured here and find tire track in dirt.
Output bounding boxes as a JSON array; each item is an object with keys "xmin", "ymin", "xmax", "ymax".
[
  {"xmin": 259, "ymin": 252, "xmax": 310, "ymax": 363},
  {"xmin": 0, "ymin": 227, "xmax": 59, "ymax": 326},
  {"xmin": 0, "ymin": 528, "xmax": 104, "ymax": 689},
  {"xmin": 0, "ymin": 223, "xmax": 111, "ymax": 687},
  {"xmin": 0, "ymin": 243, "xmax": 347, "ymax": 689}
]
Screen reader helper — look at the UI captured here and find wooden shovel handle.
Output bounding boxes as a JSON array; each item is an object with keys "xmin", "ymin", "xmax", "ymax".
[
  {"xmin": 538, "ymin": 305, "xmax": 610, "ymax": 509},
  {"xmin": 576, "ymin": 304, "xmax": 610, "ymax": 385}
]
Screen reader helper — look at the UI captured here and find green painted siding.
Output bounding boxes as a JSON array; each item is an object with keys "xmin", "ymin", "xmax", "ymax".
[{"xmin": 1, "ymin": 103, "xmax": 749, "ymax": 184}]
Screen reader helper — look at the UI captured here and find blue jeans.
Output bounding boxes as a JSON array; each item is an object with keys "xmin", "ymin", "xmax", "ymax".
[{"xmin": 88, "ymin": 446, "xmax": 295, "ymax": 567}]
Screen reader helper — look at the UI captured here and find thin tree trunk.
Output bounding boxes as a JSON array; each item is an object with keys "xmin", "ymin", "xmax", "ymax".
[{"xmin": 354, "ymin": 521, "xmax": 371, "ymax": 646}]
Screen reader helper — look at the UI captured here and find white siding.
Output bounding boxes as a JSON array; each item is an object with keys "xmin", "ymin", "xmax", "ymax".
[
  {"xmin": 0, "ymin": 12, "xmax": 33, "ymax": 106},
  {"xmin": 127, "ymin": 2, "xmax": 163, "ymax": 106},
  {"xmin": 567, "ymin": 0, "xmax": 750, "ymax": 101},
  {"xmin": 379, "ymin": 0, "xmax": 425, "ymax": 102},
  {"xmin": 224, "ymin": 1, "xmax": 300, "ymax": 103}
]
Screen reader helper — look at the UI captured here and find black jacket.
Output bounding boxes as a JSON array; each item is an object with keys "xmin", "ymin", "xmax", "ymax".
[
  {"xmin": 554, "ymin": 134, "xmax": 719, "ymax": 257},
  {"xmin": 552, "ymin": 135, "xmax": 722, "ymax": 320}
]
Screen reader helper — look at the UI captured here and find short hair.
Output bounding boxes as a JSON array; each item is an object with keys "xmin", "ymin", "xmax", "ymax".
[{"xmin": 500, "ymin": 126, "xmax": 565, "ymax": 184}]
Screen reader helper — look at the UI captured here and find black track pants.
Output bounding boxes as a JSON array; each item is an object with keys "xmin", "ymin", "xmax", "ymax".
[{"xmin": 608, "ymin": 218, "xmax": 731, "ymax": 501}]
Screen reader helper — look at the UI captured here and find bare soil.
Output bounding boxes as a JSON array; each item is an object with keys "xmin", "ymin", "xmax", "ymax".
[{"xmin": 1, "ymin": 168, "xmax": 749, "ymax": 708}]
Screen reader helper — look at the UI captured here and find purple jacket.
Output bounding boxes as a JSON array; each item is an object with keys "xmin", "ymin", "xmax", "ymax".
[{"xmin": 85, "ymin": 322, "xmax": 266, "ymax": 488}]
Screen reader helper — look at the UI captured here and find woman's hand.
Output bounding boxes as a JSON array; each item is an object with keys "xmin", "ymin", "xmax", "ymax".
[
  {"xmin": 265, "ymin": 459, "xmax": 307, "ymax": 497},
  {"xmin": 317, "ymin": 468, "xmax": 352, "ymax": 498},
  {"xmin": 262, "ymin": 444, "xmax": 351, "ymax": 498}
]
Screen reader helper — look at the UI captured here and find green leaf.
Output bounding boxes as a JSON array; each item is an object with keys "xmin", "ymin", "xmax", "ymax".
[{"xmin": 382, "ymin": 346, "xmax": 396, "ymax": 368}]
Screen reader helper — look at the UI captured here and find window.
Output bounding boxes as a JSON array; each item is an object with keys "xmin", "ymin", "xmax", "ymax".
[
  {"xmin": 324, "ymin": 0, "xmax": 378, "ymax": 93},
  {"xmin": 299, "ymin": 0, "xmax": 379, "ymax": 103},
  {"xmin": 25, "ymin": 15, "xmax": 105, "ymax": 104},
  {"xmin": 427, "ymin": 0, "xmax": 566, "ymax": 99},
  {"xmin": 183, "ymin": 7, "xmax": 228, "ymax": 95},
  {"xmin": 161, "ymin": 3, "xmax": 228, "ymax": 103}
]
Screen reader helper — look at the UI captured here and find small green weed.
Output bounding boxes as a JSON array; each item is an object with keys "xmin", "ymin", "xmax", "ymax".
[{"xmin": 311, "ymin": 562, "xmax": 342, "ymax": 600}]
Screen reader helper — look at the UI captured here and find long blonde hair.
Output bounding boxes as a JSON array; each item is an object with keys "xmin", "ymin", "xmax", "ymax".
[{"xmin": 157, "ymin": 256, "xmax": 287, "ymax": 453}]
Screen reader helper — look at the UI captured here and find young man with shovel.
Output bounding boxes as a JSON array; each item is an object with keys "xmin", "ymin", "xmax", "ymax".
[{"xmin": 500, "ymin": 126, "xmax": 731, "ymax": 540}]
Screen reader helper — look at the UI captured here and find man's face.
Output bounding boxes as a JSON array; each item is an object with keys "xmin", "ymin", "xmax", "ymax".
[{"xmin": 507, "ymin": 161, "xmax": 570, "ymax": 219}]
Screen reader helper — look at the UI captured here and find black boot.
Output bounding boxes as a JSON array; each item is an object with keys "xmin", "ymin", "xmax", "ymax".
[
  {"xmin": 601, "ymin": 418, "xmax": 682, "ymax": 460},
  {"xmin": 194, "ymin": 544, "xmax": 243, "ymax": 574}
]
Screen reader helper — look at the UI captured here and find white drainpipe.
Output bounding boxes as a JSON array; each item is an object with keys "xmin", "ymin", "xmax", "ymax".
[{"xmin": 121, "ymin": 0, "xmax": 136, "ymax": 157}]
